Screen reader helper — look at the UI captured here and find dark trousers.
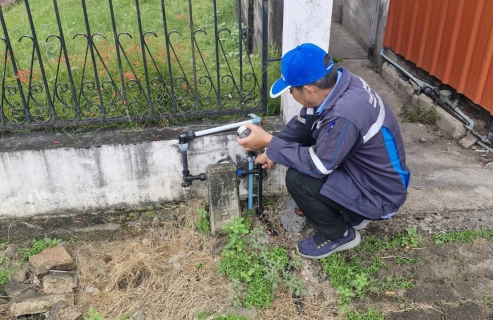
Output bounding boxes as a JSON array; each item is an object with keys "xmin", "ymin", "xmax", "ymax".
[{"xmin": 285, "ymin": 168, "xmax": 361, "ymax": 240}]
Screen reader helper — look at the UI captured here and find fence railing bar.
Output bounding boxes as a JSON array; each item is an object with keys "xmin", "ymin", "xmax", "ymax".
[
  {"xmin": 76, "ymin": 39, "xmax": 89, "ymax": 109},
  {"xmin": 237, "ymin": 0, "xmax": 244, "ymax": 106},
  {"xmin": 261, "ymin": 0, "xmax": 268, "ymax": 113},
  {"xmin": 212, "ymin": 0, "xmax": 221, "ymax": 109},
  {"xmin": 116, "ymin": 33, "xmax": 149, "ymax": 115},
  {"xmin": 20, "ymin": 36, "xmax": 35, "ymax": 112},
  {"xmin": 241, "ymin": 27, "xmax": 262, "ymax": 108},
  {"xmin": 160, "ymin": 0, "xmax": 176, "ymax": 113},
  {"xmin": 218, "ymin": 28, "xmax": 240, "ymax": 100},
  {"xmin": 81, "ymin": 0, "xmax": 105, "ymax": 118},
  {"xmin": 91, "ymin": 35, "xmax": 121, "ymax": 112},
  {"xmin": 52, "ymin": 0, "xmax": 80, "ymax": 121},
  {"xmin": 168, "ymin": 32, "xmax": 192, "ymax": 103},
  {"xmin": 24, "ymin": 0, "xmax": 56, "ymax": 123},
  {"xmin": 108, "ymin": 0, "xmax": 129, "ymax": 118},
  {"xmin": 135, "ymin": 0, "xmax": 153, "ymax": 116},
  {"xmin": 187, "ymin": 0, "xmax": 199, "ymax": 112},
  {"xmin": 0, "ymin": 47, "xmax": 7, "ymax": 126},
  {"xmin": 48, "ymin": 38, "xmax": 77, "ymax": 121},
  {"xmin": 193, "ymin": 30, "xmax": 218, "ymax": 109},
  {"xmin": 0, "ymin": 6, "xmax": 30, "ymax": 124},
  {"xmin": 143, "ymin": 32, "xmax": 174, "ymax": 112}
]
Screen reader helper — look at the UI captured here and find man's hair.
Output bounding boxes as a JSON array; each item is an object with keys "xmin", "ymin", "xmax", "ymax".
[{"xmin": 293, "ymin": 54, "xmax": 337, "ymax": 91}]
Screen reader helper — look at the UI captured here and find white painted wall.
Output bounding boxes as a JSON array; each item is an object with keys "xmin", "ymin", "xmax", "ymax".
[
  {"xmin": 281, "ymin": 0, "xmax": 333, "ymax": 124},
  {"xmin": 0, "ymin": 131, "xmax": 287, "ymax": 219}
]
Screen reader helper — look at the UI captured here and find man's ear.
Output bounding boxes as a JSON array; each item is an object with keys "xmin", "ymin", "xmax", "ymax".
[{"xmin": 303, "ymin": 84, "xmax": 317, "ymax": 96}]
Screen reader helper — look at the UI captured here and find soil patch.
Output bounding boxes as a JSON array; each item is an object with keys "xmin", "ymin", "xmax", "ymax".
[{"xmin": 1, "ymin": 198, "xmax": 493, "ymax": 319}]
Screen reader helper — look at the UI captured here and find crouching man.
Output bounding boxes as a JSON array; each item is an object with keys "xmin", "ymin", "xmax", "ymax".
[{"xmin": 238, "ymin": 43, "xmax": 410, "ymax": 259}]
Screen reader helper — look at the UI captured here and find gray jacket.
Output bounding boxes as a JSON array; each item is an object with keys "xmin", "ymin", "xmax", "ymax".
[{"xmin": 266, "ymin": 68, "xmax": 410, "ymax": 219}]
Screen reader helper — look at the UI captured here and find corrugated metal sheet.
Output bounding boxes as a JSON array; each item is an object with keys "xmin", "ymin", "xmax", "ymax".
[{"xmin": 383, "ymin": 0, "xmax": 493, "ymax": 115}]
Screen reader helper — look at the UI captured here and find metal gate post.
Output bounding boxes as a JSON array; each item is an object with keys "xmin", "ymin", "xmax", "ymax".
[{"xmin": 261, "ymin": 0, "xmax": 268, "ymax": 113}]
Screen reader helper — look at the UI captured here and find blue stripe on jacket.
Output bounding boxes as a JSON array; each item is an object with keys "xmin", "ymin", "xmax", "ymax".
[{"xmin": 382, "ymin": 127, "xmax": 410, "ymax": 189}]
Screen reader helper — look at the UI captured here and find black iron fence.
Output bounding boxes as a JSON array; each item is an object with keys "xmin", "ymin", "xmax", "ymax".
[{"xmin": 0, "ymin": 0, "xmax": 268, "ymax": 131}]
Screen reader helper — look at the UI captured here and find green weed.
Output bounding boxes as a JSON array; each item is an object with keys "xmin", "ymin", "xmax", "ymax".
[
  {"xmin": 357, "ymin": 236, "xmax": 386, "ymax": 255},
  {"xmin": 0, "ymin": 253, "xmax": 9, "ymax": 265},
  {"xmin": 0, "ymin": 247, "xmax": 11, "ymax": 287},
  {"xmin": 388, "ymin": 228, "xmax": 420, "ymax": 249},
  {"xmin": 432, "ymin": 230, "xmax": 492, "ymax": 245},
  {"xmin": 394, "ymin": 256, "xmax": 421, "ymax": 266},
  {"xmin": 483, "ymin": 296, "xmax": 493, "ymax": 307},
  {"xmin": 322, "ymin": 253, "xmax": 372, "ymax": 305},
  {"xmin": 84, "ymin": 307, "xmax": 104, "ymax": 320},
  {"xmin": 197, "ymin": 311, "xmax": 250, "ymax": 320},
  {"xmin": 0, "ymin": 270, "xmax": 10, "ymax": 287},
  {"xmin": 120, "ymin": 313, "xmax": 132, "ymax": 320},
  {"xmin": 218, "ymin": 218, "xmax": 307, "ymax": 308},
  {"xmin": 379, "ymin": 277, "xmax": 415, "ymax": 291},
  {"xmin": 19, "ymin": 238, "xmax": 62, "ymax": 261},
  {"xmin": 67, "ymin": 237, "xmax": 83, "ymax": 245},
  {"xmin": 400, "ymin": 102, "xmax": 439, "ymax": 125},
  {"xmin": 196, "ymin": 207, "xmax": 211, "ymax": 234},
  {"xmin": 263, "ymin": 197, "xmax": 276, "ymax": 206},
  {"xmin": 485, "ymin": 230, "xmax": 493, "ymax": 242},
  {"xmin": 343, "ymin": 308, "xmax": 385, "ymax": 320},
  {"xmin": 322, "ymin": 231, "xmax": 419, "ymax": 306},
  {"xmin": 398, "ymin": 299, "xmax": 416, "ymax": 311}
]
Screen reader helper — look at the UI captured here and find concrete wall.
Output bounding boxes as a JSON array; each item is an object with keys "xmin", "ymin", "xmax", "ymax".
[
  {"xmin": 0, "ymin": 120, "xmax": 287, "ymax": 219},
  {"xmin": 335, "ymin": 0, "xmax": 390, "ymax": 66}
]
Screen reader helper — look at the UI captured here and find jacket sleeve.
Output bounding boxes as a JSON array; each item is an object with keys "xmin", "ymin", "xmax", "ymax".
[
  {"xmin": 274, "ymin": 108, "xmax": 309, "ymax": 143},
  {"xmin": 266, "ymin": 117, "xmax": 361, "ymax": 178}
]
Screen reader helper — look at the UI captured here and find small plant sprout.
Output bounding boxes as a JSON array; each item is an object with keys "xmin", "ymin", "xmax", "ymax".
[
  {"xmin": 196, "ymin": 207, "xmax": 211, "ymax": 234},
  {"xmin": 84, "ymin": 307, "xmax": 104, "ymax": 320},
  {"xmin": 19, "ymin": 238, "xmax": 62, "ymax": 261},
  {"xmin": 400, "ymin": 101, "xmax": 439, "ymax": 125}
]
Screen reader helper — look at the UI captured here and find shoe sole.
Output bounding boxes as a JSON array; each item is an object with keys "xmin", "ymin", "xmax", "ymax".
[
  {"xmin": 353, "ymin": 220, "xmax": 371, "ymax": 231},
  {"xmin": 296, "ymin": 230, "xmax": 361, "ymax": 260}
]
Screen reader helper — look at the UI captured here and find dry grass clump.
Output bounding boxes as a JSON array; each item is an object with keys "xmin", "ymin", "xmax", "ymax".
[
  {"xmin": 72, "ymin": 199, "xmax": 342, "ymax": 319},
  {"xmin": 259, "ymin": 289, "xmax": 340, "ymax": 320},
  {"xmin": 73, "ymin": 201, "xmax": 233, "ymax": 319}
]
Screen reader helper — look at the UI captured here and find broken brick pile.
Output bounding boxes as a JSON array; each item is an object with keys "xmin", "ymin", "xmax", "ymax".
[{"xmin": 2, "ymin": 245, "xmax": 82, "ymax": 319}]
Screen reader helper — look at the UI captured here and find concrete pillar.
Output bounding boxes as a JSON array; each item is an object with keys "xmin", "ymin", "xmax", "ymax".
[
  {"xmin": 280, "ymin": 0, "xmax": 333, "ymax": 124},
  {"xmin": 206, "ymin": 162, "xmax": 241, "ymax": 235}
]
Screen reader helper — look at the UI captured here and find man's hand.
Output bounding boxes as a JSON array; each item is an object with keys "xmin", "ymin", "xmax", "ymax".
[
  {"xmin": 237, "ymin": 123, "xmax": 273, "ymax": 151},
  {"xmin": 255, "ymin": 152, "xmax": 276, "ymax": 170}
]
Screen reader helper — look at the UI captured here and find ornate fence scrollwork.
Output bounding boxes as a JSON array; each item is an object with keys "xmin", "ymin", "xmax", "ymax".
[{"xmin": 0, "ymin": 0, "xmax": 268, "ymax": 131}]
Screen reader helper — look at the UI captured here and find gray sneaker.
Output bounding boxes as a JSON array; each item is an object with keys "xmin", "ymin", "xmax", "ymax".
[{"xmin": 342, "ymin": 212, "xmax": 372, "ymax": 230}]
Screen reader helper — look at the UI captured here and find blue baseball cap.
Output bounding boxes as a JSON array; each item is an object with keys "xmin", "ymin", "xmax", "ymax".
[{"xmin": 270, "ymin": 43, "xmax": 334, "ymax": 98}]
